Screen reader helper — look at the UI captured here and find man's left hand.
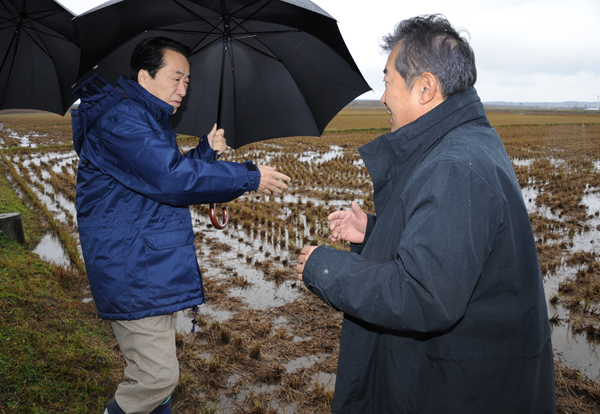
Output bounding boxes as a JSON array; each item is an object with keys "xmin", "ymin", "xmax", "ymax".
[
  {"xmin": 207, "ymin": 123, "xmax": 227, "ymax": 155},
  {"xmin": 296, "ymin": 245, "xmax": 318, "ymax": 281}
]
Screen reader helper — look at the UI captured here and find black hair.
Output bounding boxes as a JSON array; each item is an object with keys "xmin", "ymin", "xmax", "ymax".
[
  {"xmin": 130, "ymin": 37, "xmax": 190, "ymax": 82},
  {"xmin": 380, "ymin": 14, "xmax": 477, "ymax": 98}
]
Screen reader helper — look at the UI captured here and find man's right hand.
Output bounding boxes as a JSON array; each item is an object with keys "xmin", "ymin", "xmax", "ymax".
[
  {"xmin": 257, "ymin": 165, "xmax": 291, "ymax": 195},
  {"xmin": 327, "ymin": 201, "xmax": 367, "ymax": 243}
]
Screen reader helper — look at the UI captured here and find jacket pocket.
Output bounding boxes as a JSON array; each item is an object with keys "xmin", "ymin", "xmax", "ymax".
[
  {"xmin": 142, "ymin": 229, "xmax": 201, "ymax": 300},
  {"xmin": 79, "ymin": 226, "xmax": 130, "ymax": 316}
]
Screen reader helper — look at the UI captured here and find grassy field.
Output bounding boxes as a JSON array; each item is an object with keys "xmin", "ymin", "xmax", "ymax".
[
  {"xmin": 0, "ymin": 162, "xmax": 123, "ymax": 413},
  {"xmin": 2, "ymin": 107, "xmax": 600, "ymax": 413}
]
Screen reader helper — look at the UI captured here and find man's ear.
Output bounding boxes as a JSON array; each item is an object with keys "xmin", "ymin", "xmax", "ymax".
[
  {"xmin": 418, "ymin": 72, "xmax": 440, "ymax": 105},
  {"xmin": 138, "ymin": 69, "xmax": 149, "ymax": 86}
]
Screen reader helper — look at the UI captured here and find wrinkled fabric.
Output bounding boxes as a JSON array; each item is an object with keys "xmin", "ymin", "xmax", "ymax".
[
  {"xmin": 73, "ymin": 75, "xmax": 260, "ymax": 320},
  {"xmin": 303, "ymin": 87, "xmax": 556, "ymax": 413}
]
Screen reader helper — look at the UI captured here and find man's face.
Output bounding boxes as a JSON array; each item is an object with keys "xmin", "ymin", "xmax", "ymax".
[
  {"xmin": 380, "ymin": 46, "xmax": 423, "ymax": 132},
  {"xmin": 139, "ymin": 49, "xmax": 190, "ymax": 114}
]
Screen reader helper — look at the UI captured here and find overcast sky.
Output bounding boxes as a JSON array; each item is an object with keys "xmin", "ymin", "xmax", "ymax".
[{"xmin": 59, "ymin": 0, "xmax": 600, "ymax": 104}]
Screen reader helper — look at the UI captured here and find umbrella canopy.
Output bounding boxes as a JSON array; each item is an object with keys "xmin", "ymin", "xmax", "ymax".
[
  {"xmin": 74, "ymin": 0, "xmax": 371, "ymax": 149},
  {"xmin": 0, "ymin": 0, "xmax": 80, "ymax": 114}
]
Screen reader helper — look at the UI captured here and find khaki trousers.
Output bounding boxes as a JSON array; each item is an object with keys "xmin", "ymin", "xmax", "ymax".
[{"xmin": 111, "ymin": 313, "xmax": 179, "ymax": 414}]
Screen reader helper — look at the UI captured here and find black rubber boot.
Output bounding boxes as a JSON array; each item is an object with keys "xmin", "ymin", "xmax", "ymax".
[
  {"xmin": 149, "ymin": 396, "xmax": 172, "ymax": 414},
  {"xmin": 105, "ymin": 398, "xmax": 126, "ymax": 414}
]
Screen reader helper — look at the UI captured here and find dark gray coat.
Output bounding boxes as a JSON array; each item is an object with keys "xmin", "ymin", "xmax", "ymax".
[{"xmin": 303, "ymin": 88, "xmax": 556, "ymax": 413}]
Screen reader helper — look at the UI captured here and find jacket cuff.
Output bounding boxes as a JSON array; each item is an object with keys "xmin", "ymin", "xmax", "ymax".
[
  {"xmin": 199, "ymin": 135, "xmax": 217, "ymax": 163},
  {"xmin": 246, "ymin": 170, "xmax": 260, "ymax": 192},
  {"xmin": 243, "ymin": 161, "xmax": 258, "ymax": 171},
  {"xmin": 303, "ymin": 246, "xmax": 343, "ymax": 310}
]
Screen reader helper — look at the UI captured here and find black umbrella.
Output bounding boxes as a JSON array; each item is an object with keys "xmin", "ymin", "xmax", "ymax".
[
  {"xmin": 74, "ymin": 0, "xmax": 371, "ymax": 149},
  {"xmin": 75, "ymin": 0, "xmax": 370, "ymax": 229},
  {"xmin": 0, "ymin": 0, "xmax": 80, "ymax": 114}
]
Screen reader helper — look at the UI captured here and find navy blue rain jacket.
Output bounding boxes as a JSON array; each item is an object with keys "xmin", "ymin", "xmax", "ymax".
[
  {"xmin": 72, "ymin": 76, "xmax": 260, "ymax": 320},
  {"xmin": 303, "ymin": 88, "xmax": 556, "ymax": 413}
]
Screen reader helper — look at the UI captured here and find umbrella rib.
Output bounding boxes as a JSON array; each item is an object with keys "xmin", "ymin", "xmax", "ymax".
[
  {"xmin": 0, "ymin": 6, "xmax": 72, "ymax": 41},
  {"xmin": 234, "ymin": 29, "xmax": 322, "ymax": 136},
  {"xmin": 229, "ymin": 23, "xmax": 300, "ymax": 63},
  {"xmin": 0, "ymin": 22, "xmax": 21, "ymax": 107},
  {"xmin": 20, "ymin": 25, "xmax": 54, "ymax": 59},
  {"xmin": 172, "ymin": 0, "xmax": 222, "ymax": 34},
  {"xmin": 228, "ymin": 0, "xmax": 275, "ymax": 33},
  {"xmin": 0, "ymin": 0, "xmax": 18, "ymax": 28},
  {"xmin": 172, "ymin": 0, "xmax": 227, "ymax": 53},
  {"xmin": 232, "ymin": 38, "xmax": 281, "ymax": 62},
  {"xmin": 157, "ymin": 27, "xmax": 222, "ymax": 55}
]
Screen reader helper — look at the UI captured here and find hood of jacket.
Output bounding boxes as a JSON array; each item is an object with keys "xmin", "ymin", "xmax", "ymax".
[
  {"xmin": 72, "ymin": 75, "xmax": 175, "ymax": 155},
  {"xmin": 359, "ymin": 87, "xmax": 487, "ymax": 214}
]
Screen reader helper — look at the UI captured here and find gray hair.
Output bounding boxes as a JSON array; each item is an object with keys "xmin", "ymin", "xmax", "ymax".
[{"xmin": 381, "ymin": 14, "xmax": 477, "ymax": 98}]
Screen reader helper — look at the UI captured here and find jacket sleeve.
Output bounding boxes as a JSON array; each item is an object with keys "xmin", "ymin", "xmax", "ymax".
[
  {"xmin": 302, "ymin": 160, "xmax": 502, "ymax": 333},
  {"xmin": 94, "ymin": 106, "xmax": 260, "ymax": 205},
  {"xmin": 182, "ymin": 134, "xmax": 218, "ymax": 162}
]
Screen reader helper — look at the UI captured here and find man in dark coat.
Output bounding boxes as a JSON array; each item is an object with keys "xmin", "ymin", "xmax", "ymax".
[{"xmin": 297, "ymin": 15, "xmax": 556, "ymax": 413}]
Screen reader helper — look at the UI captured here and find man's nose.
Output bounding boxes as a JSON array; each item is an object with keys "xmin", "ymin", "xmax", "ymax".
[
  {"xmin": 380, "ymin": 91, "xmax": 386, "ymax": 106},
  {"xmin": 178, "ymin": 82, "xmax": 187, "ymax": 97}
]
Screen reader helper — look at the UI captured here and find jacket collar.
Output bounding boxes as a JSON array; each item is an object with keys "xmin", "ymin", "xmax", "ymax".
[
  {"xmin": 359, "ymin": 87, "xmax": 487, "ymax": 212},
  {"xmin": 116, "ymin": 76, "xmax": 174, "ymax": 131}
]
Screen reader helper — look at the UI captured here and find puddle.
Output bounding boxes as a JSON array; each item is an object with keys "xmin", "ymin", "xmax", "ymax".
[
  {"xmin": 190, "ymin": 211, "xmax": 302, "ymax": 311},
  {"xmin": 582, "ymin": 188, "xmax": 600, "ymax": 217},
  {"xmin": 311, "ymin": 372, "xmax": 336, "ymax": 392},
  {"xmin": 539, "ymin": 186, "xmax": 600, "ymax": 380},
  {"xmin": 279, "ymin": 193, "xmax": 365, "ymax": 208},
  {"xmin": 14, "ymin": 151, "xmax": 79, "ymax": 224},
  {"xmin": 516, "ymin": 180, "xmax": 600, "ymax": 380},
  {"xmin": 521, "ymin": 186, "xmax": 561, "ymax": 221},
  {"xmin": 512, "ymin": 157, "xmax": 535, "ymax": 167},
  {"xmin": 521, "ymin": 187, "xmax": 538, "ymax": 213},
  {"xmin": 177, "ymin": 304, "xmax": 234, "ymax": 334},
  {"xmin": 33, "ymin": 233, "xmax": 70, "ymax": 266},
  {"xmin": 298, "ymin": 145, "xmax": 344, "ymax": 164},
  {"xmin": 7, "ymin": 129, "xmax": 43, "ymax": 148},
  {"xmin": 213, "ymin": 382, "xmax": 294, "ymax": 414},
  {"xmin": 285, "ymin": 354, "xmax": 327, "ymax": 373},
  {"xmin": 545, "ymin": 263, "xmax": 600, "ymax": 381}
]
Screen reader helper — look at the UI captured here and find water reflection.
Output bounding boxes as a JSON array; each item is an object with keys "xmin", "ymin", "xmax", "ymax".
[
  {"xmin": 33, "ymin": 233, "xmax": 70, "ymax": 266},
  {"xmin": 512, "ymin": 157, "xmax": 535, "ymax": 167},
  {"xmin": 535, "ymin": 188, "xmax": 600, "ymax": 380}
]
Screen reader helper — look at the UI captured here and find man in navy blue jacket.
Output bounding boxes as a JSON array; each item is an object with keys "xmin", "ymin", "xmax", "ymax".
[
  {"xmin": 72, "ymin": 37, "xmax": 290, "ymax": 414},
  {"xmin": 297, "ymin": 15, "xmax": 555, "ymax": 413}
]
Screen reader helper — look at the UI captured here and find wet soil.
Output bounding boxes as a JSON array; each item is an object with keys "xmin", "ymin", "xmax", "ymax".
[{"xmin": 4, "ymin": 110, "xmax": 600, "ymax": 411}]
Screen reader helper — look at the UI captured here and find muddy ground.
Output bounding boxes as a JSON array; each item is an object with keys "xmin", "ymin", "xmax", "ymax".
[{"xmin": 2, "ymin": 111, "xmax": 600, "ymax": 412}]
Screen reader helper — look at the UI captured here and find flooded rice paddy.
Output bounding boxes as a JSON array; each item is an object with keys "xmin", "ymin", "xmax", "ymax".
[{"xmin": 3, "ymin": 110, "xmax": 600, "ymax": 411}]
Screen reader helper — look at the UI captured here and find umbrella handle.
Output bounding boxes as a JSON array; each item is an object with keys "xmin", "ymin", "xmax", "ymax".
[{"xmin": 209, "ymin": 203, "xmax": 229, "ymax": 229}]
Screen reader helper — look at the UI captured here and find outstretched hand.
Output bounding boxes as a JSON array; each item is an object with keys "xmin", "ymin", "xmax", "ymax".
[
  {"xmin": 328, "ymin": 201, "xmax": 367, "ymax": 244},
  {"xmin": 257, "ymin": 165, "xmax": 291, "ymax": 195},
  {"xmin": 207, "ymin": 123, "xmax": 227, "ymax": 155}
]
